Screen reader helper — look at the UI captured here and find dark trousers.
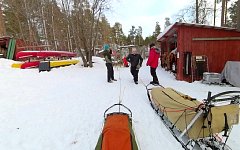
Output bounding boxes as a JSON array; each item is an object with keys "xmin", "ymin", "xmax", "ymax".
[
  {"xmin": 106, "ymin": 63, "xmax": 114, "ymax": 81},
  {"xmin": 150, "ymin": 67, "xmax": 159, "ymax": 83},
  {"xmin": 130, "ymin": 66, "xmax": 139, "ymax": 82}
]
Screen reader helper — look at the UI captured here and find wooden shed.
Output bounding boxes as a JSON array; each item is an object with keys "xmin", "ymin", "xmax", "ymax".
[
  {"xmin": 157, "ymin": 22, "xmax": 240, "ymax": 82},
  {"xmin": 0, "ymin": 37, "xmax": 50, "ymax": 60}
]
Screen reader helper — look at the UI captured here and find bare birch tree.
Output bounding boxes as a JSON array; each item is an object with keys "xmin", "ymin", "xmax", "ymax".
[
  {"xmin": 3, "ymin": 0, "xmax": 113, "ymax": 67},
  {"xmin": 174, "ymin": 0, "xmax": 212, "ymax": 24},
  {"xmin": 70, "ymin": 0, "xmax": 110, "ymax": 67}
]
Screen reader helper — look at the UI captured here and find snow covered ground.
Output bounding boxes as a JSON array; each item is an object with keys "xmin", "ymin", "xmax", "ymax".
[{"xmin": 0, "ymin": 57, "xmax": 239, "ymax": 150}]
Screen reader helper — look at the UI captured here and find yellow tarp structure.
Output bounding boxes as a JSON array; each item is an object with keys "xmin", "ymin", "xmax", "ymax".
[
  {"xmin": 211, "ymin": 105, "xmax": 239, "ymax": 134},
  {"xmin": 151, "ymin": 87, "xmax": 239, "ymax": 140}
]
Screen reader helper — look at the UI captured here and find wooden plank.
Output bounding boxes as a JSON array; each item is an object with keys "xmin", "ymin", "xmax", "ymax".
[
  {"xmin": 192, "ymin": 37, "xmax": 240, "ymax": 41},
  {"xmin": 9, "ymin": 39, "xmax": 16, "ymax": 59},
  {"xmin": 6, "ymin": 39, "xmax": 12, "ymax": 59},
  {"xmin": 17, "ymin": 45, "xmax": 52, "ymax": 49}
]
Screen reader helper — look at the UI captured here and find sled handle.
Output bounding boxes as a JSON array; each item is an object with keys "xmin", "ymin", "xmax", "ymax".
[
  {"xmin": 104, "ymin": 103, "xmax": 132, "ymax": 118},
  {"xmin": 206, "ymin": 91, "xmax": 240, "ymax": 104}
]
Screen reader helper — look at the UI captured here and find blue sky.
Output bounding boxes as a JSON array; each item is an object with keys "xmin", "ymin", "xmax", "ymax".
[{"xmin": 105, "ymin": 0, "xmax": 193, "ymax": 38}]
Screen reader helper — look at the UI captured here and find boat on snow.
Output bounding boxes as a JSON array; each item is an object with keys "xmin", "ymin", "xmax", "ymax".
[
  {"xmin": 16, "ymin": 50, "xmax": 77, "ymax": 59},
  {"xmin": 12, "ymin": 50, "xmax": 79, "ymax": 69}
]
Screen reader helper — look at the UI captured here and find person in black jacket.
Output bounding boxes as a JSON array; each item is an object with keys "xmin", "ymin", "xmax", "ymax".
[
  {"xmin": 126, "ymin": 48, "xmax": 143, "ymax": 84},
  {"xmin": 102, "ymin": 44, "xmax": 117, "ymax": 83}
]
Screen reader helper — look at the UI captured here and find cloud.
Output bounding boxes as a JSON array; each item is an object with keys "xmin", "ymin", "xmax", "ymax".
[{"xmin": 106, "ymin": 0, "xmax": 193, "ymax": 38}]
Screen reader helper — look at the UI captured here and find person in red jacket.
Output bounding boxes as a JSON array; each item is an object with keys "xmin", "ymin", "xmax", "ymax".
[
  {"xmin": 146, "ymin": 43, "xmax": 160, "ymax": 85},
  {"xmin": 122, "ymin": 56, "xmax": 129, "ymax": 67}
]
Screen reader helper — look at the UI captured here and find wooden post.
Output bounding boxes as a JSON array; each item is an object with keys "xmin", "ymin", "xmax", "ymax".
[
  {"xmin": 224, "ymin": 0, "xmax": 228, "ymax": 25},
  {"xmin": 221, "ymin": 0, "xmax": 226, "ymax": 26},
  {"xmin": 237, "ymin": 0, "xmax": 240, "ymax": 30},
  {"xmin": 196, "ymin": 0, "xmax": 199, "ymax": 23},
  {"xmin": 192, "ymin": 37, "xmax": 240, "ymax": 41},
  {"xmin": 214, "ymin": 0, "xmax": 217, "ymax": 26}
]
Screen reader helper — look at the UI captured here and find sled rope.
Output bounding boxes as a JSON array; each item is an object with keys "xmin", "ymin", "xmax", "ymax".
[
  {"xmin": 118, "ymin": 66, "xmax": 126, "ymax": 105},
  {"xmin": 162, "ymin": 91, "xmax": 197, "ymax": 109},
  {"xmin": 118, "ymin": 66, "xmax": 122, "ymax": 104},
  {"xmin": 139, "ymin": 78, "xmax": 148, "ymax": 87},
  {"xmin": 139, "ymin": 77, "xmax": 165, "ymax": 89},
  {"xmin": 146, "ymin": 87, "xmax": 193, "ymax": 113}
]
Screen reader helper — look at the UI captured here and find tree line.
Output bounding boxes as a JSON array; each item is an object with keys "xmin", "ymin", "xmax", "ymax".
[
  {"xmin": 173, "ymin": 0, "xmax": 240, "ymax": 29},
  {"xmin": 1, "ymin": 0, "xmax": 161, "ymax": 67}
]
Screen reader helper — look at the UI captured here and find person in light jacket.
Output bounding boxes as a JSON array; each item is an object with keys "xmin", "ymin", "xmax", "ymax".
[{"xmin": 146, "ymin": 43, "xmax": 160, "ymax": 85}]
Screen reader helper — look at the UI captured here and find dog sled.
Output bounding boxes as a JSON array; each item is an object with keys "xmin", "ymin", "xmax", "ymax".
[
  {"xmin": 146, "ymin": 86, "xmax": 240, "ymax": 150},
  {"xmin": 95, "ymin": 104, "xmax": 139, "ymax": 150}
]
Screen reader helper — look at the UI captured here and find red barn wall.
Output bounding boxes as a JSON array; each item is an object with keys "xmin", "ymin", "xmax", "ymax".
[{"xmin": 177, "ymin": 25, "xmax": 240, "ymax": 81}]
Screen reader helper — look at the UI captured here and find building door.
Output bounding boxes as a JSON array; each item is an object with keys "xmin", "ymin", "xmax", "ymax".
[
  {"xmin": 183, "ymin": 52, "xmax": 192, "ymax": 75},
  {"xmin": 192, "ymin": 55, "xmax": 209, "ymax": 82}
]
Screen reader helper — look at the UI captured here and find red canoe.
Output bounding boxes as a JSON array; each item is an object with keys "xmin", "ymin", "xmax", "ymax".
[{"xmin": 16, "ymin": 51, "xmax": 77, "ymax": 59}]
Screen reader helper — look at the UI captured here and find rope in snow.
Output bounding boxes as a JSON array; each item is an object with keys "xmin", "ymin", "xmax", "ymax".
[
  {"xmin": 139, "ymin": 77, "xmax": 164, "ymax": 88},
  {"xmin": 117, "ymin": 65, "xmax": 125, "ymax": 105},
  {"xmin": 139, "ymin": 77, "xmax": 148, "ymax": 87}
]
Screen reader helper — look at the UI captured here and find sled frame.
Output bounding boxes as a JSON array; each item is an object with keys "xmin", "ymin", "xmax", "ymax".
[{"xmin": 146, "ymin": 86, "xmax": 240, "ymax": 150}]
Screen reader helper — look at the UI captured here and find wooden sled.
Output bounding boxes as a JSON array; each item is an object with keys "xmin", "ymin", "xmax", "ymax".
[
  {"xmin": 146, "ymin": 86, "xmax": 240, "ymax": 150},
  {"xmin": 95, "ymin": 104, "xmax": 139, "ymax": 150}
]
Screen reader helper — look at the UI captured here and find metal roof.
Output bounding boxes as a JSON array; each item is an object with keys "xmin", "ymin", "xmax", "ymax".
[{"xmin": 157, "ymin": 22, "xmax": 240, "ymax": 41}]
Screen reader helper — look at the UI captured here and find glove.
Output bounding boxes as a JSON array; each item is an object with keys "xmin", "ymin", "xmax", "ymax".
[{"xmin": 136, "ymin": 64, "xmax": 141, "ymax": 70}]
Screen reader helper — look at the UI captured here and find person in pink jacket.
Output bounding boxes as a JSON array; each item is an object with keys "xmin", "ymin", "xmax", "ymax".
[{"xmin": 146, "ymin": 43, "xmax": 160, "ymax": 85}]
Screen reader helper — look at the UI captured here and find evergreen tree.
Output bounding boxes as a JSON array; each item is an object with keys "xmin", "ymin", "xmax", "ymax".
[
  {"xmin": 143, "ymin": 22, "xmax": 161, "ymax": 46},
  {"xmin": 227, "ymin": 1, "xmax": 238, "ymax": 28},
  {"xmin": 227, "ymin": 0, "xmax": 240, "ymax": 29},
  {"xmin": 135, "ymin": 26, "xmax": 143, "ymax": 46},
  {"xmin": 164, "ymin": 18, "xmax": 171, "ymax": 29},
  {"xmin": 143, "ymin": 35, "xmax": 156, "ymax": 46},
  {"xmin": 129, "ymin": 26, "xmax": 136, "ymax": 45},
  {"xmin": 99, "ymin": 15, "xmax": 111, "ymax": 44},
  {"xmin": 112, "ymin": 22, "xmax": 125, "ymax": 45},
  {"xmin": 154, "ymin": 22, "xmax": 161, "ymax": 37}
]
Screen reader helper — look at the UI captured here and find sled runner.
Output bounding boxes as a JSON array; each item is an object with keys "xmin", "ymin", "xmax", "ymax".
[
  {"xmin": 146, "ymin": 86, "xmax": 240, "ymax": 150},
  {"xmin": 95, "ymin": 104, "xmax": 138, "ymax": 150}
]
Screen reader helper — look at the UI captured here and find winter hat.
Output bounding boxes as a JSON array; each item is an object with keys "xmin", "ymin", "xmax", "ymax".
[
  {"xmin": 103, "ymin": 44, "xmax": 110, "ymax": 51},
  {"xmin": 149, "ymin": 43, "xmax": 155, "ymax": 48}
]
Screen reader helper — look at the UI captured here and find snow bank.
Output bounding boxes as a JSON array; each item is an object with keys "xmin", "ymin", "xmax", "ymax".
[{"xmin": 0, "ymin": 57, "xmax": 239, "ymax": 150}]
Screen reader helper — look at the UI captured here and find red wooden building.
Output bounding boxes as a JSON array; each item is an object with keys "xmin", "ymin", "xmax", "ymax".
[
  {"xmin": 157, "ymin": 22, "xmax": 240, "ymax": 82},
  {"xmin": 0, "ymin": 36, "xmax": 50, "ymax": 60}
]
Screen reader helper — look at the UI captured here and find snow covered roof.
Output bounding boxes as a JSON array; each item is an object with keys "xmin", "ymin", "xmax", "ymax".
[
  {"xmin": 157, "ymin": 22, "xmax": 240, "ymax": 41},
  {"xmin": 157, "ymin": 24, "xmax": 174, "ymax": 41}
]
